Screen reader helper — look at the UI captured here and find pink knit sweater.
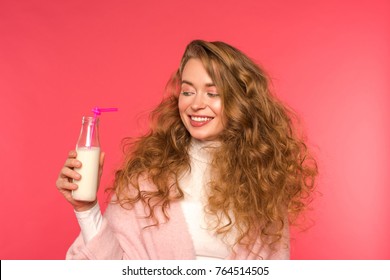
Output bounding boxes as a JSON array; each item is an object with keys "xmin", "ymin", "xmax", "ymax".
[{"xmin": 66, "ymin": 179, "xmax": 290, "ymax": 260}]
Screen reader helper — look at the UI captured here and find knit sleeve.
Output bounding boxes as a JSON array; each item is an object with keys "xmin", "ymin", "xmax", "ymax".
[
  {"xmin": 66, "ymin": 203, "xmax": 124, "ymax": 260},
  {"xmin": 74, "ymin": 202, "xmax": 103, "ymax": 243}
]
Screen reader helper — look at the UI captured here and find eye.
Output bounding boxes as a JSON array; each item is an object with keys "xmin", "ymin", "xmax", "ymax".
[
  {"xmin": 207, "ymin": 92, "xmax": 220, "ymax": 98},
  {"xmin": 181, "ymin": 91, "xmax": 194, "ymax": 96}
]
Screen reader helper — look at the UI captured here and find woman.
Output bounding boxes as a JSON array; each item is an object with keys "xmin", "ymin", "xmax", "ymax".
[{"xmin": 56, "ymin": 40, "xmax": 318, "ymax": 259}]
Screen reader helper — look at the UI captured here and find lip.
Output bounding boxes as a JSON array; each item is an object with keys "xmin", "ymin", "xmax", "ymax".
[{"xmin": 188, "ymin": 115, "xmax": 214, "ymax": 127}]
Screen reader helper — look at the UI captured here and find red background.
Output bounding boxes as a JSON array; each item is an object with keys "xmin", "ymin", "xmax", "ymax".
[{"xmin": 0, "ymin": 0, "xmax": 389, "ymax": 259}]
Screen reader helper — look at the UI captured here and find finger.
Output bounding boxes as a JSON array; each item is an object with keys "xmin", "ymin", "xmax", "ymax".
[
  {"xmin": 64, "ymin": 157, "xmax": 82, "ymax": 169},
  {"xmin": 68, "ymin": 150, "xmax": 77, "ymax": 158},
  {"xmin": 59, "ymin": 166, "xmax": 82, "ymax": 181},
  {"xmin": 56, "ymin": 177, "xmax": 78, "ymax": 191}
]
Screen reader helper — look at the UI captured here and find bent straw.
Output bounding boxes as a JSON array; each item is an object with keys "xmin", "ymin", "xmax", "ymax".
[
  {"xmin": 87, "ymin": 107, "xmax": 118, "ymax": 148},
  {"xmin": 92, "ymin": 107, "xmax": 119, "ymax": 116}
]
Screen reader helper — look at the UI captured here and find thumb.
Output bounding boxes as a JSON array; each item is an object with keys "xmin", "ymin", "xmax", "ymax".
[{"xmin": 100, "ymin": 151, "xmax": 105, "ymax": 168}]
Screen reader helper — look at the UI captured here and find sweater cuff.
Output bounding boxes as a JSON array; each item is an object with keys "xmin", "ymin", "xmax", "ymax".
[{"xmin": 74, "ymin": 202, "xmax": 103, "ymax": 244}]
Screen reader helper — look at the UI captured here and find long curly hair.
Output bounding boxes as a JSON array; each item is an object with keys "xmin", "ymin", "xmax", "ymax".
[{"xmin": 112, "ymin": 40, "xmax": 318, "ymax": 251}]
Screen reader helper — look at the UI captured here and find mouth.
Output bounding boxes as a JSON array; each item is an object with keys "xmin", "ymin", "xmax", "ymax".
[
  {"xmin": 189, "ymin": 115, "xmax": 214, "ymax": 127},
  {"xmin": 190, "ymin": 116, "xmax": 213, "ymax": 122}
]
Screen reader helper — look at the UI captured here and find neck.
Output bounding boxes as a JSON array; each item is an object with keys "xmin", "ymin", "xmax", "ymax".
[{"xmin": 189, "ymin": 138, "xmax": 220, "ymax": 164}]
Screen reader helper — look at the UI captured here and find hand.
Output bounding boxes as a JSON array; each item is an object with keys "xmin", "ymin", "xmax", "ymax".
[{"xmin": 56, "ymin": 150, "xmax": 105, "ymax": 212}]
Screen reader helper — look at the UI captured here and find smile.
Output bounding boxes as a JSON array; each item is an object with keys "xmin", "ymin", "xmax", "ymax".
[
  {"xmin": 188, "ymin": 115, "xmax": 214, "ymax": 127},
  {"xmin": 190, "ymin": 116, "xmax": 214, "ymax": 122}
]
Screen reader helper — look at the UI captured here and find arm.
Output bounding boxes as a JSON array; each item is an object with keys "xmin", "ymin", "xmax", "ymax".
[
  {"xmin": 74, "ymin": 202, "xmax": 103, "ymax": 243},
  {"xmin": 66, "ymin": 201, "xmax": 124, "ymax": 260},
  {"xmin": 56, "ymin": 150, "xmax": 123, "ymax": 259}
]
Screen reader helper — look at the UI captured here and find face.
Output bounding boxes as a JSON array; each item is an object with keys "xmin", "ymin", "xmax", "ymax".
[{"xmin": 178, "ymin": 58, "xmax": 225, "ymax": 141}]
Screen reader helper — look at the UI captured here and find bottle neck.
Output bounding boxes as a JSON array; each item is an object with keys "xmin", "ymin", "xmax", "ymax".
[{"xmin": 77, "ymin": 116, "xmax": 100, "ymax": 148}]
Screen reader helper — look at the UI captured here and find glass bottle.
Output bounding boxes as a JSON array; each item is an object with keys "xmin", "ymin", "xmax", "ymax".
[{"xmin": 72, "ymin": 116, "xmax": 101, "ymax": 201}]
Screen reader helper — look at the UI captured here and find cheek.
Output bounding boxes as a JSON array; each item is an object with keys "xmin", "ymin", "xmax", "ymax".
[
  {"xmin": 212, "ymin": 100, "xmax": 226, "ymax": 129},
  {"xmin": 178, "ymin": 96, "xmax": 186, "ymax": 113},
  {"xmin": 210, "ymin": 99, "xmax": 223, "ymax": 116},
  {"xmin": 178, "ymin": 96, "xmax": 192, "ymax": 119}
]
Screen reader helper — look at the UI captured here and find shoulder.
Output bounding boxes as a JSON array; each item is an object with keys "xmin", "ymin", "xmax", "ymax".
[
  {"xmin": 115, "ymin": 173, "xmax": 158, "ymax": 197},
  {"xmin": 137, "ymin": 173, "xmax": 159, "ymax": 192}
]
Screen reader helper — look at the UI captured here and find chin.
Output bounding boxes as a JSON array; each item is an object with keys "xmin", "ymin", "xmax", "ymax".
[{"xmin": 191, "ymin": 134, "xmax": 217, "ymax": 142}]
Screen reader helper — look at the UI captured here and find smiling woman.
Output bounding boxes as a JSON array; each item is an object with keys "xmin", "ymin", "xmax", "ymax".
[
  {"xmin": 56, "ymin": 39, "xmax": 318, "ymax": 260},
  {"xmin": 179, "ymin": 59, "xmax": 225, "ymax": 141}
]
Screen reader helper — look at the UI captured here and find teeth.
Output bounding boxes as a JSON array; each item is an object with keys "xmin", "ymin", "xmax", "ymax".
[{"xmin": 191, "ymin": 116, "xmax": 213, "ymax": 122}]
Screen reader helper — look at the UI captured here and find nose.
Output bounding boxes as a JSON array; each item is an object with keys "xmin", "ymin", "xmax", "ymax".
[{"xmin": 191, "ymin": 93, "xmax": 206, "ymax": 110}]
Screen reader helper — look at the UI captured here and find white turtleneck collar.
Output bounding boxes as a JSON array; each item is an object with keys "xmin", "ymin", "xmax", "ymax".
[{"xmin": 188, "ymin": 138, "xmax": 220, "ymax": 164}]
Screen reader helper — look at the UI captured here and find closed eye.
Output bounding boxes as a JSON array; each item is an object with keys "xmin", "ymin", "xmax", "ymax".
[
  {"xmin": 207, "ymin": 92, "xmax": 220, "ymax": 98},
  {"xmin": 180, "ymin": 91, "xmax": 194, "ymax": 96}
]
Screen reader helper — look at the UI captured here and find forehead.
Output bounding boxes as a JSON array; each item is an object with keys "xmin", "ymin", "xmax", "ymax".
[{"xmin": 181, "ymin": 58, "xmax": 215, "ymax": 85}]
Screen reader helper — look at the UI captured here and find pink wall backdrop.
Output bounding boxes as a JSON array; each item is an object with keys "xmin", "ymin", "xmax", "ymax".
[{"xmin": 0, "ymin": 0, "xmax": 389, "ymax": 259}]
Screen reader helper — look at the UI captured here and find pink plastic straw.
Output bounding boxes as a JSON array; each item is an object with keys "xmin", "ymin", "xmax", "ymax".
[
  {"xmin": 87, "ymin": 107, "xmax": 118, "ymax": 147},
  {"xmin": 92, "ymin": 107, "xmax": 118, "ymax": 117}
]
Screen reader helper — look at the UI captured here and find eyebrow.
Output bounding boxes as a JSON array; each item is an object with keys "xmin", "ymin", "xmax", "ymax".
[{"xmin": 181, "ymin": 80, "xmax": 216, "ymax": 87}]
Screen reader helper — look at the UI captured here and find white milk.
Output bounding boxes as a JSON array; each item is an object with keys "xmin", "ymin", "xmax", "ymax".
[{"xmin": 72, "ymin": 147, "xmax": 101, "ymax": 201}]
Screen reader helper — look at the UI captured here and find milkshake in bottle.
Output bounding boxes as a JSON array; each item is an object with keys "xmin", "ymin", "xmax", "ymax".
[{"xmin": 72, "ymin": 116, "xmax": 101, "ymax": 201}]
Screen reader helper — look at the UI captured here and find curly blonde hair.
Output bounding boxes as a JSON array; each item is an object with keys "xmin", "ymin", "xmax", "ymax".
[{"xmin": 112, "ymin": 40, "xmax": 318, "ymax": 251}]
